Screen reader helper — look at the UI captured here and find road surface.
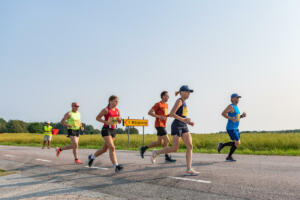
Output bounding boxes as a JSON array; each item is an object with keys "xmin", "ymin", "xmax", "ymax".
[{"xmin": 0, "ymin": 145, "xmax": 299, "ymax": 200}]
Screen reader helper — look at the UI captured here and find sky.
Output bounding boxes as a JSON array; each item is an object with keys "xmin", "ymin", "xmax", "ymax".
[{"xmin": 1, "ymin": 0, "xmax": 300, "ymax": 134}]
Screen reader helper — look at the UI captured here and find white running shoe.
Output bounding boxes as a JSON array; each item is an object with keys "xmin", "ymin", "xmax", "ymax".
[
  {"xmin": 151, "ymin": 150, "xmax": 158, "ymax": 164},
  {"xmin": 185, "ymin": 168, "xmax": 199, "ymax": 176}
]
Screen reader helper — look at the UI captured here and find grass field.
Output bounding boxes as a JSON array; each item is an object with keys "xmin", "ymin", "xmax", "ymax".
[
  {"xmin": 0, "ymin": 169, "xmax": 17, "ymax": 176},
  {"xmin": 0, "ymin": 133, "xmax": 300, "ymax": 156}
]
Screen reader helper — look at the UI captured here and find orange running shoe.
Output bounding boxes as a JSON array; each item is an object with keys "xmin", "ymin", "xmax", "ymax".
[
  {"xmin": 56, "ymin": 147, "xmax": 61, "ymax": 158},
  {"xmin": 75, "ymin": 159, "xmax": 83, "ymax": 165}
]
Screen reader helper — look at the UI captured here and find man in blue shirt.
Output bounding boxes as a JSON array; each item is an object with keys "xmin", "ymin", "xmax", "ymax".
[{"xmin": 218, "ymin": 93, "xmax": 246, "ymax": 161}]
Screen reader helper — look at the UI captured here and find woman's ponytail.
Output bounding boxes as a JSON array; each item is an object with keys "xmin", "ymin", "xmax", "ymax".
[{"xmin": 175, "ymin": 91, "xmax": 180, "ymax": 96}]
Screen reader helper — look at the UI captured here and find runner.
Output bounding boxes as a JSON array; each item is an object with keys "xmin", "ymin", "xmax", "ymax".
[
  {"xmin": 217, "ymin": 93, "xmax": 247, "ymax": 162},
  {"xmin": 139, "ymin": 91, "xmax": 176, "ymax": 163},
  {"xmin": 42, "ymin": 121, "xmax": 52, "ymax": 149},
  {"xmin": 88, "ymin": 95, "xmax": 123, "ymax": 173},
  {"xmin": 56, "ymin": 102, "xmax": 84, "ymax": 164},
  {"xmin": 151, "ymin": 85, "xmax": 199, "ymax": 176}
]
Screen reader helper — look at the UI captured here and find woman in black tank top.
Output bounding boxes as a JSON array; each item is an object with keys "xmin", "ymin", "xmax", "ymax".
[{"xmin": 150, "ymin": 85, "xmax": 199, "ymax": 176}]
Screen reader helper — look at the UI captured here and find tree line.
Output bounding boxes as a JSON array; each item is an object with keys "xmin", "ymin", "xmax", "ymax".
[{"xmin": 0, "ymin": 118, "xmax": 139, "ymax": 135}]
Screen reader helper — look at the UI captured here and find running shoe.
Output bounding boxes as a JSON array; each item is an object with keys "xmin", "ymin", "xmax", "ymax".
[
  {"xmin": 185, "ymin": 168, "xmax": 199, "ymax": 176},
  {"xmin": 151, "ymin": 150, "xmax": 158, "ymax": 164},
  {"xmin": 140, "ymin": 146, "xmax": 146, "ymax": 159},
  {"xmin": 115, "ymin": 164, "xmax": 123, "ymax": 173},
  {"xmin": 75, "ymin": 159, "xmax": 83, "ymax": 165},
  {"xmin": 217, "ymin": 142, "xmax": 223, "ymax": 153},
  {"xmin": 56, "ymin": 147, "xmax": 61, "ymax": 158},
  {"xmin": 165, "ymin": 154, "xmax": 176, "ymax": 163},
  {"xmin": 88, "ymin": 154, "xmax": 95, "ymax": 167},
  {"xmin": 226, "ymin": 156, "xmax": 236, "ymax": 162}
]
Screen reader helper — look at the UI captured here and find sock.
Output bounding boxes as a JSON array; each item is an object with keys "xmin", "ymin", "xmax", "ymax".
[
  {"xmin": 113, "ymin": 163, "xmax": 119, "ymax": 168},
  {"xmin": 222, "ymin": 142, "xmax": 234, "ymax": 148},
  {"xmin": 228, "ymin": 145, "xmax": 237, "ymax": 158},
  {"xmin": 91, "ymin": 154, "xmax": 95, "ymax": 159},
  {"xmin": 75, "ymin": 158, "xmax": 78, "ymax": 161}
]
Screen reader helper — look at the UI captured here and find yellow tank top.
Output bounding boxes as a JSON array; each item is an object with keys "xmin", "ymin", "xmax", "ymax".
[{"xmin": 67, "ymin": 111, "xmax": 81, "ymax": 130}]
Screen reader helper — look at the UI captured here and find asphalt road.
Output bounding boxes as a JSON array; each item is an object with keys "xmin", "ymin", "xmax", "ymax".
[{"xmin": 0, "ymin": 145, "xmax": 299, "ymax": 200}]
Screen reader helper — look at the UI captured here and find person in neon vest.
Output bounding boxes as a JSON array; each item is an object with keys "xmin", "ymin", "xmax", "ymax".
[
  {"xmin": 218, "ymin": 93, "xmax": 247, "ymax": 162},
  {"xmin": 56, "ymin": 102, "xmax": 84, "ymax": 165},
  {"xmin": 42, "ymin": 121, "xmax": 52, "ymax": 149}
]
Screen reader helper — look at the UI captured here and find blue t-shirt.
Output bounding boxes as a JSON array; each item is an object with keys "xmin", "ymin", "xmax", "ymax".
[{"xmin": 226, "ymin": 104, "xmax": 240, "ymax": 130}]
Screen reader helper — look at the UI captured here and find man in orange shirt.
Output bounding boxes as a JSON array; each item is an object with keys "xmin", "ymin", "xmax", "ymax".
[{"xmin": 140, "ymin": 91, "xmax": 176, "ymax": 162}]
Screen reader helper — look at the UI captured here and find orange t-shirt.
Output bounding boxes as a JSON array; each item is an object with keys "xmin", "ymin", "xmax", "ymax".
[{"xmin": 152, "ymin": 101, "xmax": 168, "ymax": 127}]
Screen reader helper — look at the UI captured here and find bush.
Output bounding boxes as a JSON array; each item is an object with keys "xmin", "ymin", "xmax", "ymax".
[
  {"xmin": 6, "ymin": 120, "xmax": 28, "ymax": 133},
  {"xmin": 28, "ymin": 122, "xmax": 44, "ymax": 133},
  {"xmin": 0, "ymin": 118, "xmax": 7, "ymax": 133}
]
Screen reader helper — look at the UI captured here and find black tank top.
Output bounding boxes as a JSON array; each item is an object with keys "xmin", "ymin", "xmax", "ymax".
[{"xmin": 173, "ymin": 98, "xmax": 188, "ymax": 125}]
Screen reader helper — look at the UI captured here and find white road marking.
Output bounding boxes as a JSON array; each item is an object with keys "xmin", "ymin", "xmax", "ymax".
[
  {"xmin": 4, "ymin": 154, "xmax": 16, "ymax": 157},
  {"xmin": 59, "ymin": 173, "xmax": 74, "ymax": 177},
  {"xmin": 168, "ymin": 176, "xmax": 211, "ymax": 184},
  {"xmin": 85, "ymin": 166, "xmax": 109, "ymax": 170},
  {"xmin": 35, "ymin": 159, "xmax": 51, "ymax": 163}
]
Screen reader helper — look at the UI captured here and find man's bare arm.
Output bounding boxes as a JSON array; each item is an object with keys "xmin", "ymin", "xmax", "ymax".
[
  {"xmin": 222, "ymin": 105, "xmax": 236, "ymax": 122},
  {"xmin": 61, "ymin": 112, "xmax": 72, "ymax": 128},
  {"xmin": 148, "ymin": 108, "xmax": 165, "ymax": 120}
]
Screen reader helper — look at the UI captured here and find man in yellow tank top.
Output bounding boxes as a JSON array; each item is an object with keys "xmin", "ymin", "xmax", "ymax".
[
  {"xmin": 42, "ymin": 121, "xmax": 52, "ymax": 149},
  {"xmin": 56, "ymin": 102, "xmax": 84, "ymax": 164}
]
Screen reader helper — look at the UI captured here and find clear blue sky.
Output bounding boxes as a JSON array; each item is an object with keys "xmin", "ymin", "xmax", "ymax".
[{"xmin": 1, "ymin": 0, "xmax": 300, "ymax": 133}]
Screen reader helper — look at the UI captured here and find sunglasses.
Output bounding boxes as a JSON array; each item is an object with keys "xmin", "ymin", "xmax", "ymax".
[{"xmin": 72, "ymin": 105, "xmax": 80, "ymax": 108}]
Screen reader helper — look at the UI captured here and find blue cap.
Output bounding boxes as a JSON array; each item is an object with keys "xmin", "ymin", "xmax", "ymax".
[
  {"xmin": 231, "ymin": 93, "xmax": 241, "ymax": 99},
  {"xmin": 180, "ymin": 85, "xmax": 194, "ymax": 93}
]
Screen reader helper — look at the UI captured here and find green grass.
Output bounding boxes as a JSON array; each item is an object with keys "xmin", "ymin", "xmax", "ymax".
[
  {"xmin": 1, "ymin": 133, "xmax": 300, "ymax": 156},
  {"xmin": 0, "ymin": 169, "xmax": 17, "ymax": 176}
]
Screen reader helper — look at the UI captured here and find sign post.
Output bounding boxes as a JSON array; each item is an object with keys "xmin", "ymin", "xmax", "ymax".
[
  {"xmin": 127, "ymin": 117, "xmax": 130, "ymax": 145},
  {"xmin": 142, "ymin": 117, "xmax": 145, "ymax": 146},
  {"xmin": 123, "ymin": 118, "xmax": 148, "ymax": 146}
]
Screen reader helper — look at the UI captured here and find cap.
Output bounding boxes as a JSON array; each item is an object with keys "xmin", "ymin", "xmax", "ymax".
[
  {"xmin": 231, "ymin": 93, "xmax": 241, "ymax": 99},
  {"xmin": 179, "ymin": 85, "xmax": 194, "ymax": 93}
]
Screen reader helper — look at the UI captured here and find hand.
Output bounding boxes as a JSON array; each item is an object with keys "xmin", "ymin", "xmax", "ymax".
[
  {"xmin": 105, "ymin": 121, "xmax": 112, "ymax": 126},
  {"xmin": 241, "ymin": 112, "xmax": 247, "ymax": 118},
  {"xmin": 67, "ymin": 125, "xmax": 73, "ymax": 129},
  {"xmin": 189, "ymin": 121, "xmax": 194, "ymax": 126},
  {"xmin": 184, "ymin": 118, "xmax": 191, "ymax": 124},
  {"xmin": 81, "ymin": 126, "xmax": 84, "ymax": 131},
  {"xmin": 159, "ymin": 115, "xmax": 166, "ymax": 121},
  {"xmin": 117, "ymin": 117, "xmax": 122, "ymax": 124},
  {"xmin": 230, "ymin": 117, "xmax": 237, "ymax": 123}
]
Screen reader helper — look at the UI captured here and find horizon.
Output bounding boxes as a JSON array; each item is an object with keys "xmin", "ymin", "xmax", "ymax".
[{"xmin": 1, "ymin": 117, "xmax": 300, "ymax": 134}]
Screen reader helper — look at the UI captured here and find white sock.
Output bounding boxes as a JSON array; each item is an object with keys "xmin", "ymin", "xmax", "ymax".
[
  {"xmin": 113, "ymin": 163, "xmax": 119, "ymax": 168},
  {"xmin": 91, "ymin": 154, "xmax": 95, "ymax": 159}
]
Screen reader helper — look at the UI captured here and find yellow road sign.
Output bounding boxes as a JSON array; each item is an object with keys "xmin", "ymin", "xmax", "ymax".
[{"xmin": 123, "ymin": 119, "xmax": 148, "ymax": 127}]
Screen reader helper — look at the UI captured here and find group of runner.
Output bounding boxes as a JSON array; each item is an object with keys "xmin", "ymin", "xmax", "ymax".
[{"xmin": 53, "ymin": 85, "xmax": 246, "ymax": 176}]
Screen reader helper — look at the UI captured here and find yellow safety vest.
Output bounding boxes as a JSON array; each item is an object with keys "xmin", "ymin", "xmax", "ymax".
[
  {"xmin": 44, "ymin": 125, "xmax": 53, "ymax": 136},
  {"xmin": 67, "ymin": 111, "xmax": 81, "ymax": 130}
]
